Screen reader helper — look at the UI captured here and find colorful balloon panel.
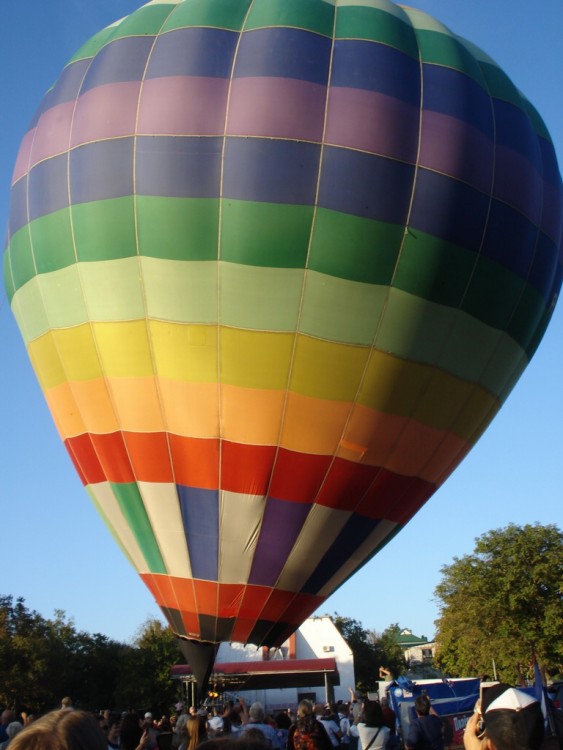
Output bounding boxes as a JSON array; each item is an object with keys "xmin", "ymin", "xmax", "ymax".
[{"xmin": 4, "ymin": 0, "xmax": 562, "ymax": 648}]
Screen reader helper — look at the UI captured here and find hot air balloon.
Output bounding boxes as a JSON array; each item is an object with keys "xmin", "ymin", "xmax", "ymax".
[{"xmin": 4, "ymin": 0, "xmax": 562, "ymax": 694}]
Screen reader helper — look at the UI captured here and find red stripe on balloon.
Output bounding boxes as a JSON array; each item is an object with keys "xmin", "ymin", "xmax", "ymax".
[
  {"xmin": 269, "ymin": 449, "xmax": 332, "ymax": 503},
  {"xmin": 222, "ymin": 441, "xmax": 277, "ymax": 495},
  {"xmin": 65, "ymin": 432, "xmax": 436, "ymax": 519},
  {"xmin": 143, "ymin": 575, "xmax": 323, "ymax": 625}
]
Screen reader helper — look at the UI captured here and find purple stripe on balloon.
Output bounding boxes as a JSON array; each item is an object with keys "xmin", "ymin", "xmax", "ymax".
[
  {"xmin": 248, "ymin": 498, "xmax": 311, "ymax": 587},
  {"xmin": 226, "ymin": 77, "xmax": 327, "ymax": 142},
  {"xmin": 419, "ymin": 110, "xmax": 494, "ymax": 194},
  {"xmin": 12, "ymin": 129, "xmax": 35, "ymax": 184},
  {"xmin": 71, "ymin": 82, "xmax": 142, "ymax": 147},
  {"xmin": 324, "ymin": 87, "xmax": 418, "ymax": 163},
  {"xmin": 28, "ymin": 101, "xmax": 75, "ymax": 168},
  {"xmin": 493, "ymin": 144, "xmax": 542, "ymax": 225},
  {"xmin": 137, "ymin": 76, "xmax": 229, "ymax": 136}
]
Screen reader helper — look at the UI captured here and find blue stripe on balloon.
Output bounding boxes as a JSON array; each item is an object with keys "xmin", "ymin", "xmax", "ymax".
[
  {"xmin": 423, "ymin": 65, "xmax": 493, "ymax": 137},
  {"xmin": 136, "ymin": 135, "xmax": 223, "ymax": 198},
  {"xmin": 301, "ymin": 514, "xmax": 381, "ymax": 595},
  {"xmin": 177, "ymin": 485, "xmax": 219, "ymax": 582},
  {"xmin": 223, "ymin": 137, "xmax": 321, "ymax": 205},
  {"xmin": 8, "ymin": 175, "xmax": 28, "ymax": 235},
  {"xmin": 29, "ymin": 154, "xmax": 69, "ymax": 222},
  {"xmin": 248, "ymin": 498, "xmax": 311, "ymax": 587},
  {"xmin": 146, "ymin": 27, "xmax": 239, "ymax": 79},
  {"xmin": 482, "ymin": 200, "xmax": 538, "ymax": 278},
  {"xmin": 80, "ymin": 36, "xmax": 155, "ymax": 92},
  {"xmin": 31, "ymin": 59, "xmax": 92, "ymax": 125},
  {"xmin": 318, "ymin": 145, "xmax": 414, "ymax": 225},
  {"xmin": 234, "ymin": 27, "xmax": 332, "ymax": 85},
  {"xmin": 70, "ymin": 138, "xmax": 134, "ymax": 205},
  {"xmin": 330, "ymin": 39, "xmax": 420, "ymax": 106},
  {"xmin": 493, "ymin": 99, "xmax": 541, "ymax": 169},
  {"xmin": 410, "ymin": 168, "xmax": 489, "ymax": 253}
]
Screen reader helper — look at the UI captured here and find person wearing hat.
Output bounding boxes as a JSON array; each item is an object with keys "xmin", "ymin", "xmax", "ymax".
[
  {"xmin": 240, "ymin": 703, "xmax": 282, "ymax": 749},
  {"xmin": 463, "ymin": 684, "xmax": 544, "ymax": 750},
  {"xmin": 142, "ymin": 713, "xmax": 159, "ymax": 750}
]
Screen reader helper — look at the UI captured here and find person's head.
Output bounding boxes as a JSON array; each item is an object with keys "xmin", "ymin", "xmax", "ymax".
[
  {"xmin": 296, "ymin": 701, "xmax": 313, "ymax": 720},
  {"xmin": 363, "ymin": 701, "xmax": 383, "ymax": 728},
  {"xmin": 414, "ymin": 695, "xmax": 431, "ymax": 717},
  {"xmin": 119, "ymin": 713, "xmax": 143, "ymax": 750},
  {"xmin": 106, "ymin": 715, "xmax": 120, "ymax": 746},
  {"xmin": 1, "ymin": 711, "xmax": 15, "ymax": 726},
  {"xmin": 7, "ymin": 723, "xmax": 23, "ymax": 741},
  {"xmin": 274, "ymin": 712, "xmax": 291, "ymax": 730},
  {"xmin": 240, "ymin": 728, "xmax": 268, "ymax": 747},
  {"xmin": 248, "ymin": 704, "xmax": 264, "ymax": 723},
  {"xmin": 186, "ymin": 714, "xmax": 204, "ymax": 750},
  {"xmin": 9, "ymin": 710, "xmax": 106, "ymax": 750},
  {"xmin": 60, "ymin": 698, "xmax": 73, "ymax": 711},
  {"xmin": 480, "ymin": 686, "xmax": 544, "ymax": 750}
]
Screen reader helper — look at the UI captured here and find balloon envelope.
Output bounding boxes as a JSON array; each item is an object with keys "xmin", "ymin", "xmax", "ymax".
[{"xmin": 4, "ymin": 0, "xmax": 562, "ymax": 651}]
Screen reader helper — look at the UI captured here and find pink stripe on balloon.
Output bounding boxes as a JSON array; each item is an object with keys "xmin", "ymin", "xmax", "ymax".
[
  {"xmin": 70, "ymin": 81, "xmax": 142, "ymax": 147},
  {"xmin": 226, "ymin": 77, "xmax": 326, "ymax": 142},
  {"xmin": 12, "ymin": 128, "xmax": 35, "ymax": 184},
  {"xmin": 137, "ymin": 76, "xmax": 230, "ymax": 136},
  {"xmin": 325, "ymin": 87, "xmax": 419, "ymax": 163},
  {"xmin": 28, "ymin": 101, "xmax": 75, "ymax": 169},
  {"xmin": 419, "ymin": 110, "xmax": 494, "ymax": 194}
]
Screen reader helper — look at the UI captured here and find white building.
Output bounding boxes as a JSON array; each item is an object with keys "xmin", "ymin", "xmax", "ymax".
[{"xmin": 173, "ymin": 616, "xmax": 355, "ymax": 713}]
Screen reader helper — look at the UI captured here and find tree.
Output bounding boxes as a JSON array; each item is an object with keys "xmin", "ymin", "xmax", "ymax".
[
  {"xmin": 434, "ymin": 523, "xmax": 562, "ymax": 684},
  {"xmin": 115, "ymin": 617, "xmax": 183, "ymax": 713},
  {"xmin": 0, "ymin": 595, "xmax": 128, "ymax": 713},
  {"xmin": 332, "ymin": 614, "xmax": 383, "ymax": 691},
  {"xmin": 375, "ymin": 623, "xmax": 406, "ymax": 678}
]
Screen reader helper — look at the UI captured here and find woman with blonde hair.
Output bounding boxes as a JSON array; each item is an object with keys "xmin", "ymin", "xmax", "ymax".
[
  {"xmin": 186, "ymin": 714, "xmax": 205, "ymax": 750},
  {"xmin": 8, "ymin": 710, "xmax": 107, "ymax": 750}
]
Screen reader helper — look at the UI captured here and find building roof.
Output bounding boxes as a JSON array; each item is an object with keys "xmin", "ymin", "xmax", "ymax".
[
  {"xmin": 396, "ymin": 628, "xmax": 429, "ymax": 648},
  {"xmin": 171, "ymin": 657, "xmax": 340, "ymax": 691}
]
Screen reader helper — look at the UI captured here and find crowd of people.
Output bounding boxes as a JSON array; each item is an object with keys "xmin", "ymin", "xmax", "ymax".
[{"xmin": 0, "ymin": 683, "xmax": 546, "ymax": 750}]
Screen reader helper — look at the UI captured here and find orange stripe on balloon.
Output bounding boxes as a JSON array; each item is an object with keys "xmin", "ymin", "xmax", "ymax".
[
  {"xmin": 142, "ymin": 573, "xmax": 200, "ymax": 637},
  {"xmin": 123, "ymin": 431, "xmax": 174, "ymax": 483},
  {"xmin": 169, "ymin": 434, "xmax": 219, "ymax": 489},
  {"xmin": 217, "ymin": 583, "xmax": 246, "ymax": 618},
  {"xmin": 47, "ymin": 380, "xmax": 472, "ymax": 484},
  {"xmin": 193, "ymin": 579, "xmax": 219, "ymax": 617},
  {"xmin": 275, "ymin": 591, "xmax": 325, "ymax": 627},
  {"xmin": 259, "ymin": 588, "xmax": 298, "ymax": 621},
  {"xmin": 159, "ymin": 378, "xmax": 219, "ymax": 437}
]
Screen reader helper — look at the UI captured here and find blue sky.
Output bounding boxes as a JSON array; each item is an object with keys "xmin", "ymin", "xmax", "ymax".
[{"xmin": 0, "ymin": 0, "xmax": 561, "ymax": 647}]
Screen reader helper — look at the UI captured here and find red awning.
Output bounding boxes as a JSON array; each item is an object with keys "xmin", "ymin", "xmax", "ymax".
[{"xmin": 171, "ymin": 658, "xmax": 339, "ymax": 690}]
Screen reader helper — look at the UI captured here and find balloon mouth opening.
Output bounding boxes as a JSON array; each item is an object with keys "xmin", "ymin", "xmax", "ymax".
[{"xmin": 177, "ymin": 637, "xmax": 220, "ymax": 698}]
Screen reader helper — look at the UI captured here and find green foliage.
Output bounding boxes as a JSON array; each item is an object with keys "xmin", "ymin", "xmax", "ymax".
[
  {"xmin": 332, "ymin": 615, "xmax": 410, "ymax": 691},
  {"xmin": 115, "ymin": 618, "xmax": 183, "ymax": 713},
  {"xmin": 377, "ymin": 623, "xmax": 406, "ymax": 678},
  {"xmin": 434, "ymin": 523, "xmax": 563, "ymax": 683},
  {"xmin": 0, "ymin": 596, "xmax": 183, "ymax": 714}
]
